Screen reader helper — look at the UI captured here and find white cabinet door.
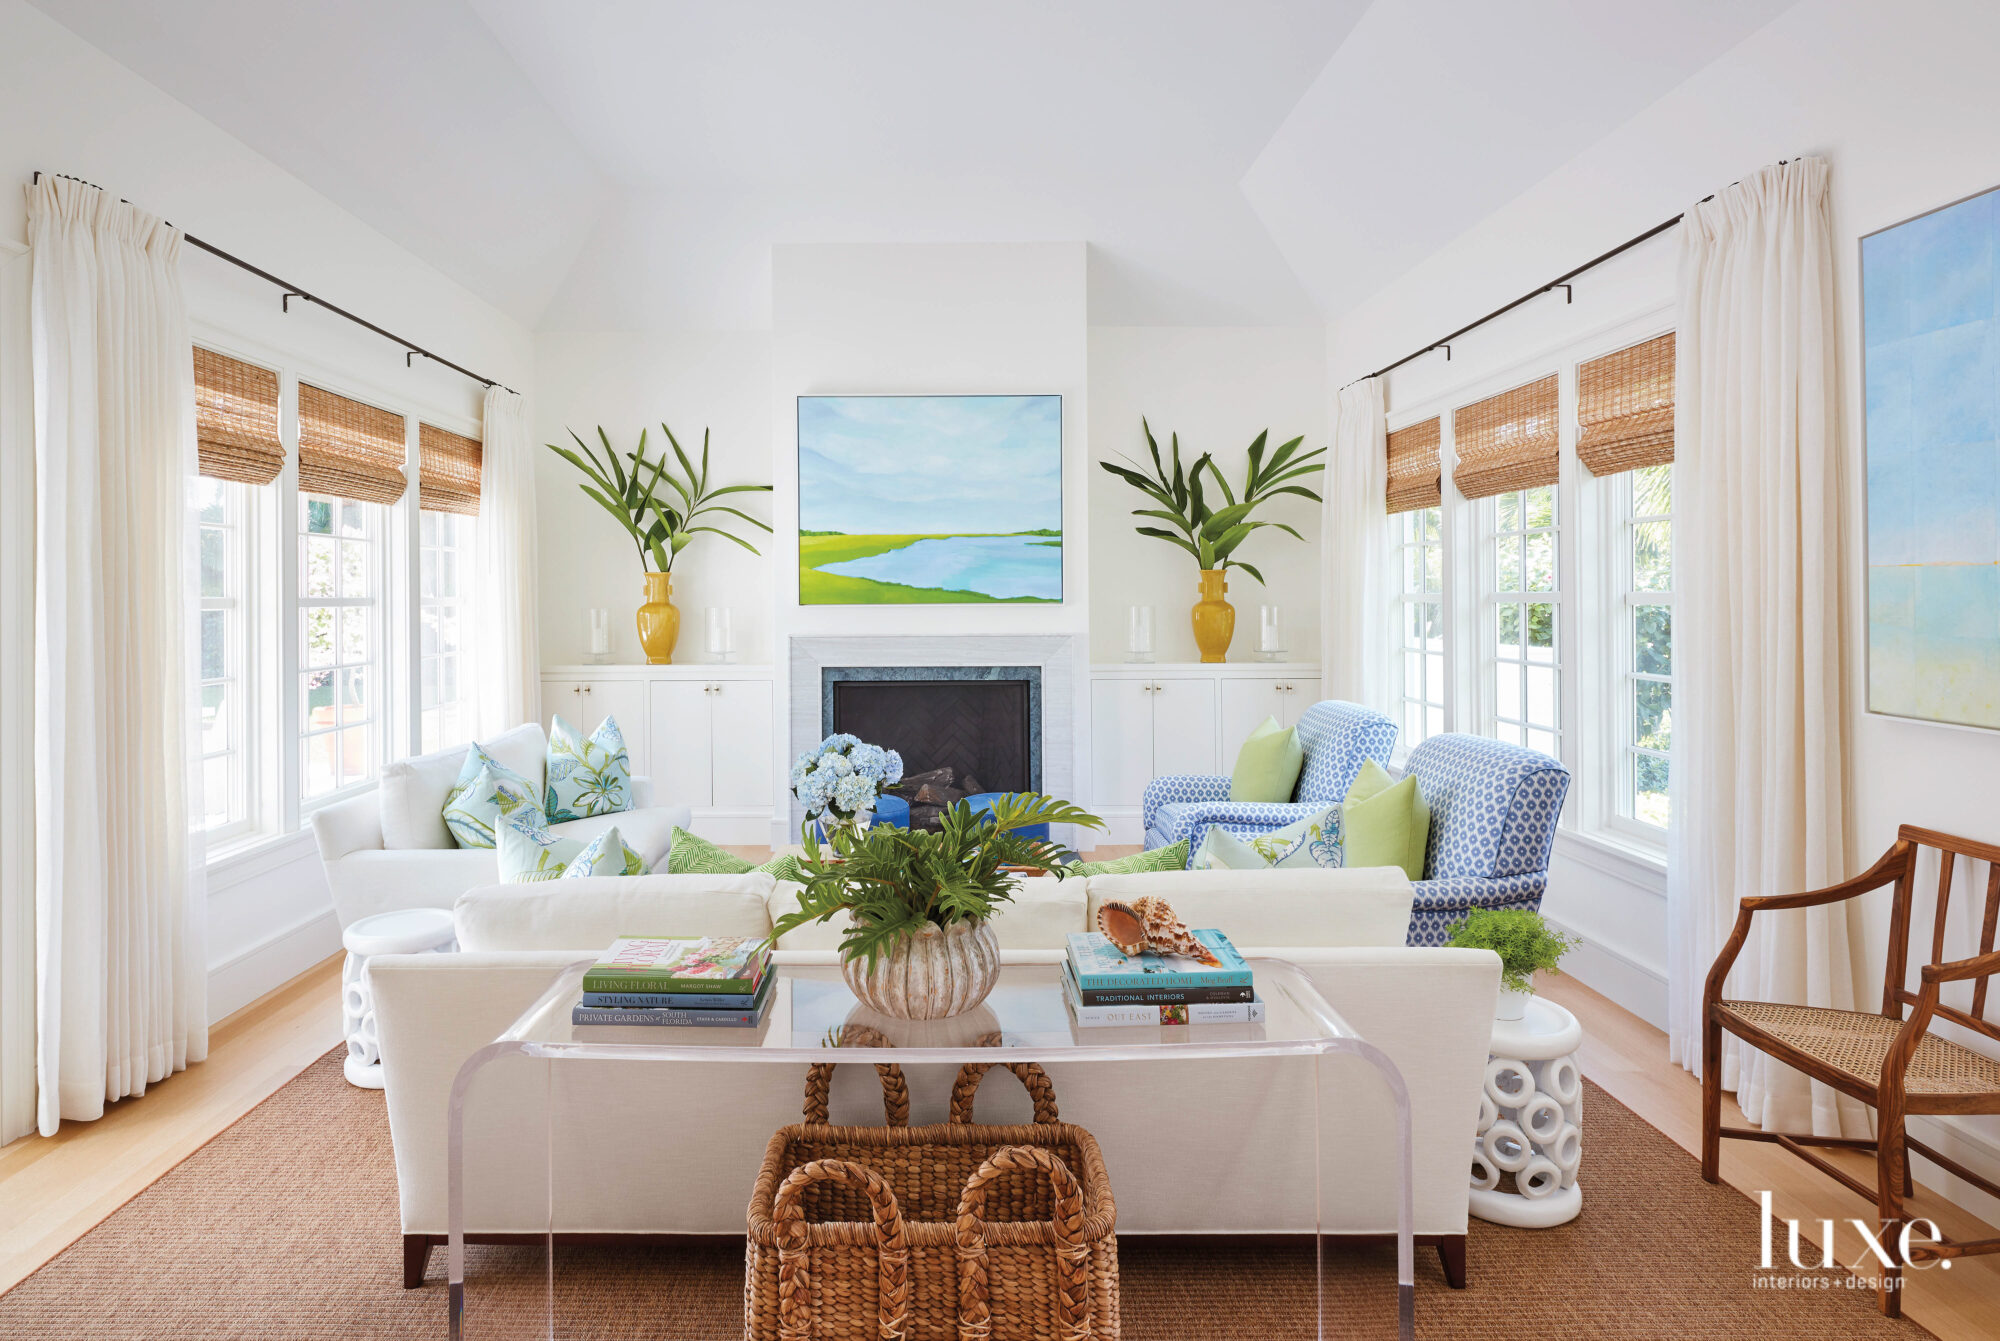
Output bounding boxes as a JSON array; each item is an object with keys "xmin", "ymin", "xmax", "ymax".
[
  {"xmin": 648, "ymin": 679, "xmax": 713, "ymax": 807},
  {"xmin": 542, "ymin": 679, "xmax": 584, "ymax": 734},
  {"xmin": 1150, "ymin": 676, "xmax": 1218, "ymax": 778},
  {"xmin": 1273, "ymin": 677, "xmax": 1314, "ymax": 728},
  {"xmin": 577, "ymin": 678, "xmax": 650, "ymax": 777},
  {"xmin": 1219, "ymin": 677, "xmax": 1288, "ymax": 753},
  {"xmin": 1090, "ymin": 678, "xmax": 1156, "ymax": 811},
  {"xmin": 710, "ymin": 679, "xmax": 774, "ymax": 809}
]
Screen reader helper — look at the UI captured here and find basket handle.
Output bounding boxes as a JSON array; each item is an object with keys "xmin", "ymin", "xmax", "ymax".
[
  {"xmin": 949, "ymin": 1062, "xmax": 1060, "ymax": 1125},
  {"xmin": 953, "ymin": 1146, "xmax": 1090, "ymax": 1341},
  {"xmin": 803, "ymin": 1061, "xmax": 911, "ymax": 1127},
  {"xmin": 774, "ymin": 1159, "xmax": 911, "ymax": 1341}
]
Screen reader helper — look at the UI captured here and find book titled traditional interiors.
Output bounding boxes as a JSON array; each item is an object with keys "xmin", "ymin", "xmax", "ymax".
[
  {"xmin": 1064, "ymin": 930, "xmax": 1250, "ymax": 992},
  {"xmin": 581, "ymin": 935, "xmax": 769, "ymax": 996},
  {"xmin": 1060, "ymin": 963, "xmax": 1264, "ymax": 1027}
]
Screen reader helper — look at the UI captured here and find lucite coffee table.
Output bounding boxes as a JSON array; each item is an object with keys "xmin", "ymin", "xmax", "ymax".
[{"xmin": 447, "ymin": 957, "xmax": 1415, "ymax": 1340}]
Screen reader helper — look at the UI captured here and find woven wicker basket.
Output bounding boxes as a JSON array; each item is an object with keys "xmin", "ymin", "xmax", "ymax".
[{"xmin": 746, "ymin": 1060, "xmax": 1119, "ymax": 1341}]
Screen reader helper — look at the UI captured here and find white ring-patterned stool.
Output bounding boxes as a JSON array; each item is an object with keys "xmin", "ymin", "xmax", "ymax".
[
  {"xmin": 1470, "ymin": 994, "xmax": 1583, "ymax": 1227},
  {"xmin": 341, "ymin": 907, "xmax": 456, "ymax": 1089}
]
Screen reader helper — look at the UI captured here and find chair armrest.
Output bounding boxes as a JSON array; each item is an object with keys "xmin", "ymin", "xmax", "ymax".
[
  {"xmin": 310, "ymin": 789, "xmax": 384, "ymax": 864},
  {"xmin": 1141, "ymin": 774, "xmax": 1231, "ymax": 831},
  {"xmin": 630, "ymin": 774, "xmax": 656, "ymax": 809},
  {"xmin": 1738, "ymin": 840, "xmax": 1914, "ymax": 912},
  {"xmin": 1922, "ymin": 948, "xmax": 2000, "ymax": 985},
  {"xmin": 1411, "ymin": 873, "xmax": 1546, "ymax": 911}
]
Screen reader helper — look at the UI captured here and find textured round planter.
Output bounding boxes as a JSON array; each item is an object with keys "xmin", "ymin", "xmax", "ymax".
[{"xmin": 842, "ymin": 918, "xmax": 1002, "ymax": 1020}]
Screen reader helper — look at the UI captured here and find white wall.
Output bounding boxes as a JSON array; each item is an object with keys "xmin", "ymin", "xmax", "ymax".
[
  {"xmin": 532, "ymin": 333, "xmax": 776, "ymax": 666},
  {"xmin": 0, "ymin": 0, "xmax": 537, "ymax": 1047},
  {"xmin": 1326, "ymin": 0, "xmax": 2000, "ymax": 1216},
  {"xmin": 1089, "ymin": 326, "xmax": 1326, "ymax": 664}
]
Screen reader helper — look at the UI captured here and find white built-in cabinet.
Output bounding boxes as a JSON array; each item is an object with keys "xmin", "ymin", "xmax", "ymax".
[
  {"xmin": 539, "ymin": 665, "xmax": 775, "ymax": 842},
  {"xmin": 1089, "ymin": 663, "xmax": 1320, "ymax": 842}
]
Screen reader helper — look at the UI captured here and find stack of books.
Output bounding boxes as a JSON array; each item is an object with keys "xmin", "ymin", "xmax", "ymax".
[
  {"xmin": 1061, "ymin": 929, "xmax": 1263, "ymax": 1027},
  {"xmin": 572, "ymin": 935, "xmax": 775, "ymax": 1027}
]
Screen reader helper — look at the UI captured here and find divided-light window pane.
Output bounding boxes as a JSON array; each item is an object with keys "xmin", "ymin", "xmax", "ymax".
[
  {"xmin": 299, "ymin": 491, "xmax": 380, "ymax": 800},
  {"xmin": 1491, "ymin": 485, "xmax": 1560, "ymax": 761},
  {"xmin": 1627, "ymin": 464, "xmax": 1674, "ymax": 828}
]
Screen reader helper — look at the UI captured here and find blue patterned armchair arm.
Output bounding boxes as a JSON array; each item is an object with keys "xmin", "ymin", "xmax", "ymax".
[
  {"xmin": 1405, "ymin": 873, "xmax": 1549, "ymax": 947},
  {"xmin": 1141, "ymin": 774, "xmax": 1231, "ymax": 833}
]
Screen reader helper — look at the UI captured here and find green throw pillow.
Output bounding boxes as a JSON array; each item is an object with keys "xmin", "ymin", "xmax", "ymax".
[
  {"xmin": 1340, "ymin": 759, "xmax": 1431, "ymax": 880},
  {"xmin": 1229, "ymin": 716, "xmax": 1305, "ymax": 803},
  {"xmin": 666, "ymin": 826, "xmax": 811, "ymax": 884},
  {"xmin": 1195, "ymin": 807, "xmax": 1344, "ymax": 870},
  {"xmin": 1068, "ymin": 840, "xmax": 1190, "ymax": 876}
]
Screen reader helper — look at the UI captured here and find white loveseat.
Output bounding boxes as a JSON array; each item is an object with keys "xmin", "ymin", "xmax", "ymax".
[
  {"xmin": 308, "ymin": 721, "xmax": 693, "ymax": 928},
  {"xmin": 369, "ymin": 865, "xmax": 1500, "ymax": 1292}
]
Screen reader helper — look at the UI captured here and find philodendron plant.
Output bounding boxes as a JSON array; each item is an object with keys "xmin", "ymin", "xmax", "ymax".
[
  {"xmin": 548, "ymin": 423, "xmax": 772, "ymax": 573},
  {"xmin": 1098, "ymin": 419, "xmax": 1326, "ymax": 583}
]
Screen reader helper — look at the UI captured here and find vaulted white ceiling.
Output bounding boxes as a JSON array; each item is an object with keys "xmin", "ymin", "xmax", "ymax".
[{"xmin": 28, "ymin": 0, "xmax": 1799, "ymax": 331}]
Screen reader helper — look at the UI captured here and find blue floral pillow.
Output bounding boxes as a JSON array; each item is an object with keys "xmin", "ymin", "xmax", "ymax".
[
  {"xmin": 1194, "ymin": 805, "xmax": 1345, "ymax": 870},
  {"xmin": 443, "ymin": 762, "xmax": 544, "ymax": 850},
  {"xmin": 498, "ymin": 814, "xmax": 649, "ymax": 883},
  {"xmin": 545, "ymin": 714, "xmax": 632, "ymax": 822}
]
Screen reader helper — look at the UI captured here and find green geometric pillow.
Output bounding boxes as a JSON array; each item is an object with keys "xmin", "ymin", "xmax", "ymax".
[
  {"xmin": 544, "ymin": 714, "xmax": 633, "ymax": 822},
  {"xmin": 443, "ymin": 762, "xmax": 543, "ymax": 850},
  {"xmin": 666, "ymin": 826, "xmax": 809, "ymax": 883},
  {"xmin": 1068, "ymin": 840, "xmax": 1190, "ymax": 876}
]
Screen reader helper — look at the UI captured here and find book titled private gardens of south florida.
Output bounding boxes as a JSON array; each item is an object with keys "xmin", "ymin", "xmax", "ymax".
[{"xmin": 582, "ymin": 936, "xmax": 770, "ymax": 995}]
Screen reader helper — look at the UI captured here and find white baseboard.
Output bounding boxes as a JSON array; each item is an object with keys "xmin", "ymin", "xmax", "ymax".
[
  {"xmin": 207, "ymin": 907, "xmax": 341, "ymax": 1023},
  {"xmin": 1907, "ymin": 1114, "xmax": 2000, "ymax": 1227},
  {"xmin": 1541, "ymin": 914, "xmax": 1668, "ymax": 1030}
]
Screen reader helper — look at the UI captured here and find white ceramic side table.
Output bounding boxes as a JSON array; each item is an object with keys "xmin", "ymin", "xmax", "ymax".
[
  {"xmin": 343, "ymin": 907, "xmax": 456, "ymax": 1088},
  {"xmin": 1469, "ymin": 994, "xmax": 1583, "ymax": 1227}
]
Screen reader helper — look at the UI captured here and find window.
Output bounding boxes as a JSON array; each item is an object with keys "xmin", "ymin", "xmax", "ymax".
[
  {"xmin": 1490, "ymin": 485, "xmax": 1560, "ymax": 759},
  {"xmin": 419, "ymin": 510, "xmax": 473, "ymax": 754},
  {"xmin": 196, "ymin": 477, "xmax": 251, "ymax": 834},
  {"xmin": 1396, "ymin": 506, "xmax": 1445, "ymax": 747},
  {"xmin": 1624, "ymin": 464, "xmax": 1673, "ymax": 827},
  {"xmin": 299, "ymin": 493, "xmax": 381, "ymax": 802}
]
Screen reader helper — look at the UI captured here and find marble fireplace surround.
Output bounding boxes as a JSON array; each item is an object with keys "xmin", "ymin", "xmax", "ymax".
[{"xmin": 786, "ymin": 635, "xmax": 1079, "ymax": 829}]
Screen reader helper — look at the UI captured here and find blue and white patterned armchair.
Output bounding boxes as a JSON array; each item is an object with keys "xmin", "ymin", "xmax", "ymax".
[
  {"xmin": 1141, "ymin": 700, "xmax": 1398, "ymax": 863},
  {"xmin": 1404, "ymin": 733, "xmax": 1571, "ymax": 947}
]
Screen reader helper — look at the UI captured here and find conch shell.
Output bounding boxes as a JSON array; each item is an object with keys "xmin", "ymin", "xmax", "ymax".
[{"xmin": 1095, "ymin": 895, "xmax": 1219, "ymax": 965}]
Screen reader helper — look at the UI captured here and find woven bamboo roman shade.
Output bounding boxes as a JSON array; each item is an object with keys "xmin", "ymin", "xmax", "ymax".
[
  {"xmin": 193, "ymin": 347, "xmax": 284, "ymax": 485},
  {"xmin": 418, "ymin": 423, "xmax": 483, "ymax": 516},
  {"xmin": 1451, "ymin": 374, "xmax": 1559, "ymax": 500},
  {"xmin": 1577, "ymin": 332, "xmax": 1675, "ymax": 476},
  {"xmin": 1385, "ymin": 417, "xmax": 1441, "ymax": 514},
  {"xmin": 297, "ymin": 384, "xmax": 407, "ymax": 505}
]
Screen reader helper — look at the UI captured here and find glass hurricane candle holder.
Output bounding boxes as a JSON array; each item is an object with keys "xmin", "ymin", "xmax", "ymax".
[
  {"xmin": 1126, "ymin": 605, "xmax": 1156, "ymax": 663},
  {"xmin": 704, "ymin": 606, "xmax": 737, "ymax": 663}
]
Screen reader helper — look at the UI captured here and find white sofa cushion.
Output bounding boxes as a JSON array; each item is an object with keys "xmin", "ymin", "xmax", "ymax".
[
  {"xmin": 454, "ymin": 873, "xmax": 777, "ymax": 952},
  {"xmin": 379, "ymin": 744, "xmax": 474, "ymax": 850},
  {"xmin": 1083, "ymin": 867, "xmax": 1413, "ymax": 949},
  {"xmin": 764, "ymin": 872, "xmax": 1087, "ymax": 952}
]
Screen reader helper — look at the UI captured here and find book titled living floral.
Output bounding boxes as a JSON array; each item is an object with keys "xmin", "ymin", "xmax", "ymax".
[
  {"xmin": 581, "ymin": 935, "xmax": 769, "ymax": 995},
  {"xmin": 1061, "ymin": 964, "xmax": 1264, "ymax": 1028},
  {"xmin": 572, "ymin": 974, "xmax": 776, "ymax": 1028},
  {"xmin": 1065, "ymin": 930, "xmax": 1249, "ymax": 992}
]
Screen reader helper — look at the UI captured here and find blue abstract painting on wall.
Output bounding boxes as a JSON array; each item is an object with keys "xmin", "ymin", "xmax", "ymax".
[
  {"xmin": 1864, "ymin": 185, "xmax": 2000, "ymax": 729},
  {"xmin": 797, "ymin": 395, "xmax": 1063, "ymax": 605}
]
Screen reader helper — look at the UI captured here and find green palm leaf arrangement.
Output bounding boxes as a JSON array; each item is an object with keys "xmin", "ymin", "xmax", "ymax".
[
  {"xmin": 547, "ymin": 423, "xmax": 773, "ymax": 573},
  {"xmin": 1098, "ymin": 419, "xmax": 1327, "ymax": 584},
  {"xmin": 769, "ymin": 794, "xmax": 1104, "ymax": 971}
]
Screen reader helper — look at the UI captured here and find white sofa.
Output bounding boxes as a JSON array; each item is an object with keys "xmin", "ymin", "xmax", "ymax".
[
  {"xmin": 308, "ymin": 722, "xmax": 693, "ymax": 929},
  {"xmin": 369, "ymin": 865, "xmax": 1501, "ymax": 1292}
]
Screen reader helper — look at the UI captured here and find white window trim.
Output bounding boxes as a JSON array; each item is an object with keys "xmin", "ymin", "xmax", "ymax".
[{"xmin": 198, "ymin": 478, "xmax": 256, "ymax": 844}]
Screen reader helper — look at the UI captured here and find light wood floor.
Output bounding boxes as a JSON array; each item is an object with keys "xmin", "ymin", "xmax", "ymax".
[{"xmin": 3, "ymin": 889, "xmax": 1996, "ymax": 1339}]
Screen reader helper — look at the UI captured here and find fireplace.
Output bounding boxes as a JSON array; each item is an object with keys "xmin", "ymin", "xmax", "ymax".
[{"xmin": 823, "ymin": 666, "xmax": 1041, "ymax": 794}]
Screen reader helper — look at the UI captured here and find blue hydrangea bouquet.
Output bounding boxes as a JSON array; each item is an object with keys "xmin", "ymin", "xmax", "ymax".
[{"xmin": 790, "ymin": 733, "xmax": 903, "ymax": 839}]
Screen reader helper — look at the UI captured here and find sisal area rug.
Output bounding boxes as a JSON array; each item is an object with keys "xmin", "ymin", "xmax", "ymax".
[{"xmin": 0, "ymin": 1048, "xmax": 1930, "ymax": 1340}]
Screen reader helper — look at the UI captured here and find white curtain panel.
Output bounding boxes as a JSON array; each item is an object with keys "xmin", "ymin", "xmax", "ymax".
[
  {"xmin": 1665, "ymin": 158, "xmax": 1867, "ymax": 1138},
  {"xmin": 1321, "ymin": 377, "xmax": 1391, "ymax": 713},
  {"xmin": 475, "ymin": 385, "xmax": 540, "ymax": 735},
  {"xmin": 28, "ymin": 176, "xmax": 207, "ymax": 1136}
]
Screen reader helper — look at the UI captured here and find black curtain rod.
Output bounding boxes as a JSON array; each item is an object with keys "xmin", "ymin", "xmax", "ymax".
[
  {"xmin": 1346, "ymin": 160, "xmax": 1798, "ymax": 392},
  {"xmin": 33, "ymin": 171, "xmax": 515, "ymax": 396}
]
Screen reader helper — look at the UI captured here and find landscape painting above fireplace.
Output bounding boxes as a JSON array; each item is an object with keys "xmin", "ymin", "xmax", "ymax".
[{"xmin": 798, "ymin": 394, "xmax": 1063, "ymax": 604}]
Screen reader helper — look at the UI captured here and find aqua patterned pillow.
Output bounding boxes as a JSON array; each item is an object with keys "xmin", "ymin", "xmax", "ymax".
[
  {"xmin": 498, "ymin": 815, "xmax": 650, "ymax": 883},
  {"xmin": 443, "ymin": 762, "xmax": 544, "ymax": 850},
  {"xmin": 1195, "ymin": 807, "xmax": 1345, "ymax": 871},
  {"xmin": 545, "ymin": 714, "xmax": 633, "ymax": 822}
]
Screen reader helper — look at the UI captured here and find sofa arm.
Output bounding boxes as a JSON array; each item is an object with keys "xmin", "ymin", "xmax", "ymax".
[
  {"xmin": 310, "ymin": 789, "xmax": 384, "ymax": 864},
  {"xmin": 1141, "ymin": 774, "xmax": 1232, "ymax": 832}
]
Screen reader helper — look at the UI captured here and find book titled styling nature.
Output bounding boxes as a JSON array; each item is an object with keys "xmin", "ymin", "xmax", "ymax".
[
  {"xmin": 572, "ymin": 972, "xmax": 776, "ymax": 1028},
  {"xmin": 582, "ymin": 935, "xmax": 769, "ymax": 996},
  {"xmin": 1065, "ymin": 930, "xmax": 1250, "ymax": 992}
]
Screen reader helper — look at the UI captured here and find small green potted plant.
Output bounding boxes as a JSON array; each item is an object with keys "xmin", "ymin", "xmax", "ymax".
[
  {"xmin": 1446, "ymin": 908, "xmax": 1579, "ymax": 1020},
  {"xmin": 770, "ymin": 793, "xmax": 1102, "ymax": 1019}
]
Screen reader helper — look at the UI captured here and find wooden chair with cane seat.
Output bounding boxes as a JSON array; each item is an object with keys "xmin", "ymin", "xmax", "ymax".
[{"xmin": 1701, "ymin": 825, "xmax": 2000, "ymax": 1316}]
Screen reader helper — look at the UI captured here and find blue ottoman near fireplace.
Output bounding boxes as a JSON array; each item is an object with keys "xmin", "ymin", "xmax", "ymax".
[{"xmin": 815, "ymin": 793, "xmax": 910, "ymax": 841}]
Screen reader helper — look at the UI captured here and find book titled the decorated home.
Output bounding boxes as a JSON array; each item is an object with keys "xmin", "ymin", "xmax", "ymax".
[
  {"xmin": 1065, "ymin": 930, "xmax": 1250, "ymax": 991},
  {"xmin": 582, "ymin": 935, "xmax": 769, "ymax": 995}
]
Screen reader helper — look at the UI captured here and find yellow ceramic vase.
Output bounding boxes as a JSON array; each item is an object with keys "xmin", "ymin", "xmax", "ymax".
[
  {"xmin": 636, "ymin": 571, "xmax": 680, "ymax": 665},
  {"xmin": 1192, "ymin": 568, "xmax": 1235, "ymax": 664}
]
